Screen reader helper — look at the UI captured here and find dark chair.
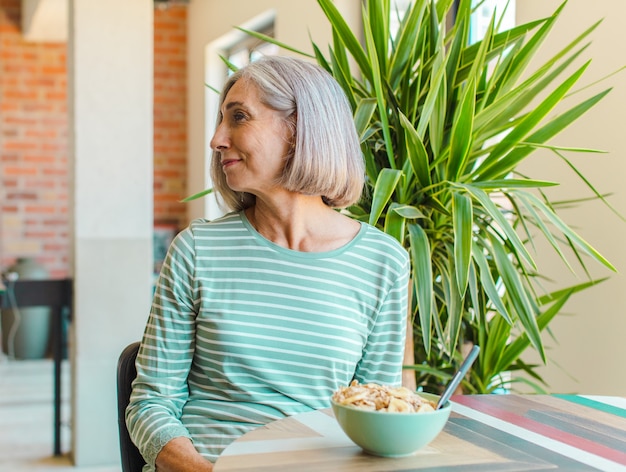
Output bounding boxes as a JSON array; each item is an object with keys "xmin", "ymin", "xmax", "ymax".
[{"xmin": 117, "ymin": 341, "xmax": 147, "ymax": 472}]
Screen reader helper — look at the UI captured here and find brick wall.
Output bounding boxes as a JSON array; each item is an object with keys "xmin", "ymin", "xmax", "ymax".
[
  {"xmin": 154, "ymin": 5, "xmax": 188, "ymax": 232},
  {"xmin": 0, "ymin": 0, "xmax": 69, "ymax": 278},
  {"xmin": 0, "ymin": 1, "xmax": 188, "ymax": 278}
]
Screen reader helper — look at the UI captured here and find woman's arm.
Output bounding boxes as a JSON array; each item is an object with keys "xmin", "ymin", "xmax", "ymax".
[
  {"xmin": 353, "ymin": 253, "xmax": 410, "ymax": 386},
  {"xmin": 155, "ymin": 437, "xmax": 214, "ymax": 472},
  {"xmin": 126, "ymin": 225, "xmax": 200, "ymax": 468}
]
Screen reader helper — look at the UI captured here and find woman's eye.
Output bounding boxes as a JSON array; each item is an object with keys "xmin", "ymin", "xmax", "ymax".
[{"xmin": 232, "ymin": 111, "xmax": 247, "ymax": 122}]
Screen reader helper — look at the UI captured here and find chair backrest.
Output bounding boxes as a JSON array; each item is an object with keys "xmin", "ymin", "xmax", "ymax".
[{"xmin": 117, "ymin": 341, "xmax": 147, "ymax": 472}]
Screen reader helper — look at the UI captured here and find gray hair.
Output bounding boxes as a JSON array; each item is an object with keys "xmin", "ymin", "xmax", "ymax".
[{"xmin": 210, "ymin": 55, "xmax": 364, "ymax": 211}]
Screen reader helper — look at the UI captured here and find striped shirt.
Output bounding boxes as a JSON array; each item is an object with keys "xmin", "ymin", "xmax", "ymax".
[{"xmin": 126, "ymin": 211, "xmax": 409, "ymax": 469}]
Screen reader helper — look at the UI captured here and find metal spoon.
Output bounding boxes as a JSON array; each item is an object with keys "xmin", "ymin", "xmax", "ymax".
[{"xmin": 436, "ymin": 345, "xmax": 480, "ymax": 409}]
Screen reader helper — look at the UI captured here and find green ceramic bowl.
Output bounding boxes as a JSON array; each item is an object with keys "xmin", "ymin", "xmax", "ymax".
[{"xmin": 331, "ymin": 392, "xmax": 451, "ymax": 457}]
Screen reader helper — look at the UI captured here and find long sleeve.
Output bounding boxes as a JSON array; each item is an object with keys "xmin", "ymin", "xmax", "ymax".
[
  {"xmin": 126, "ymin": 227, "xmax": 198, "ymax": 468},
  {"xmin": 353, "ymin": 239, "xmax": 409, "ymax": 387}
]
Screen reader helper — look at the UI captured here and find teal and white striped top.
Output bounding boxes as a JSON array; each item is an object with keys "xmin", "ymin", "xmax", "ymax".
[{"xmin": 126, "ymin": 211, "xmax": 409, "ymax": 469}]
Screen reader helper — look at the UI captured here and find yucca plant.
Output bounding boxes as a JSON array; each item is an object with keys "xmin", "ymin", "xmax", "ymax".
[{"xmin": 236, "ymin": 0, "xmax": 619, "ymax": 394}]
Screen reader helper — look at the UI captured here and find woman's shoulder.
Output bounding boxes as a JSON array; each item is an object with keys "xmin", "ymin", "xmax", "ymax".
[
  {"xmin": 358, "ymin": 222, "xmax": 409, "ymax": 265},
  {"xmin": 185, "ymin": 211, "xmax": 244, "ymax": 233},
  {"xmin": 360, "ymin": 222, "xmax": 406, "ymax": 249},
  {"xmin": 170, "ymin": 212, "xmax": 247, "ymax": 249}
]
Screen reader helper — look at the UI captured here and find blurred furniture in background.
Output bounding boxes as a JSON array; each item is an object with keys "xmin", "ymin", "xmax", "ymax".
[{"xmin": 0, "ymin": 277, "xmax": 72, "ymax": 456}]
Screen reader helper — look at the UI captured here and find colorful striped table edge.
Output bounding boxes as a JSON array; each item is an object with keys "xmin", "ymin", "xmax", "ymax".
[{"xmin": 451, "ymin": 394, "xmax": 626, "ymax": 471}]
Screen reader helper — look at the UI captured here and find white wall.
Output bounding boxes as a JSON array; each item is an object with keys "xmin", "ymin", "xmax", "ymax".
[
  {"xmin": 517, "ymin": 1, "xmax": 626, "ymax": 394},
  {"xmin": 186, "ymin": 0, "xmax": 360, "ymax": 220},
  {"xmin": 68, "ymin": 0, "xmax": 154, "ymax": 465}
]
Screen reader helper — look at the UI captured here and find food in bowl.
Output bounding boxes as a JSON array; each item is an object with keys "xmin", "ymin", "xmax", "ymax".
[
  {"xmin": 330, "ymin": 381, "xmax": 451, "ymax": 457},
  {"xmin": 332, "ymin": 380, "xmax": 436, "ymax": 413}
]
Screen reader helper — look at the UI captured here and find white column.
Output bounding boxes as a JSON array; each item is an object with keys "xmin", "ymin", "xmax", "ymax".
[{"xmin": 68, "ymin": 0, "xmax": 153, "ymax": 465}]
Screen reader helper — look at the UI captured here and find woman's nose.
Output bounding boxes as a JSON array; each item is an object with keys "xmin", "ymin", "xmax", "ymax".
[{"xmin": 210, "ymin": 123, "xmax": 229, "ymax": 151}]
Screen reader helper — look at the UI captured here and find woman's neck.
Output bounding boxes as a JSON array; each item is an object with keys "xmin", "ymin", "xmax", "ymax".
[{"xmin": 245, "ymin": 196, "xmax": 359, "ymax": 252}]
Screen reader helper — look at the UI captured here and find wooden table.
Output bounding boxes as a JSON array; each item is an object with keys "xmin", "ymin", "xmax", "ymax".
[{"xmin": 214, "ymin": 394, "xmax": 626, "ymax": 471}]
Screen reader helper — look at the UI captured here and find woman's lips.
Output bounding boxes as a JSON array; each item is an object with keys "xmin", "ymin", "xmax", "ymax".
[{"xmin": 221, "ymin": 158, "xmax": 240, "ymax": 169}]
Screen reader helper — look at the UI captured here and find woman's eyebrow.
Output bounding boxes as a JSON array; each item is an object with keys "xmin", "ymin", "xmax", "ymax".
[
  {"xmin": 219, "ymin": 100, "xmax": 246, "ymax": 118},
  {"xmin": 224, "ymin": 100, "xmax": 245, "ymax": 111}
]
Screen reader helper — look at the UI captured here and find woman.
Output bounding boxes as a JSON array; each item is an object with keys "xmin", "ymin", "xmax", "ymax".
[{"xmin": 126, "ymin": 55, "xmax": 409, "ymax": 472}]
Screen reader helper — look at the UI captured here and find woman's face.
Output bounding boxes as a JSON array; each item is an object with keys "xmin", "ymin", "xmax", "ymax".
[{"xmin": 210, "ymin": 78, "xmax": 293, "ymax": 198}]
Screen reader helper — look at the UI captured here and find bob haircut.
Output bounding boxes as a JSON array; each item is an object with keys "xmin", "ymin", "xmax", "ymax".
[{"xmin": 210, "ymin": 55, "xmax": 365, "ymax": 211}]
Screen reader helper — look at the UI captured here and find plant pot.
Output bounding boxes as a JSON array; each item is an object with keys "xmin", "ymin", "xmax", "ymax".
[{"xmin": 1, "ymin": 258, "xmax": 51, "ymax": 360}]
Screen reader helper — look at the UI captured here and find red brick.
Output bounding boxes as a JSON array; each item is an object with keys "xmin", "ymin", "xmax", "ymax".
[
  {"xmin": 25, "ymin": 231, "xmax": 56, "ymax": 238},
  {"xmin": 4, "ymin": 89, "xmax": 38, "ymax": 100},
  {"xmin": 24, "ymin": 205, "xmax": 56, "ymax": 214},
  {"xmin": 45, "ymin": 91, "xmax": 66, "ymax": 101},
  {"xmin": 41, "ymin": 168, "xmax": 67, "ymax": 177},
  {"xmin": 4, "ymin": 166, "xmax": 38, "ymax": 176},
  {"xmin": 6, "ymin": 191, "xmax": 37, "ymax": 200}
]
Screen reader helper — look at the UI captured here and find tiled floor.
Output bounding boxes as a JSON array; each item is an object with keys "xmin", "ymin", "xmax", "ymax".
[{"xmin": 0, "ymin": 356, "xmax": 121, "ymax": 472}]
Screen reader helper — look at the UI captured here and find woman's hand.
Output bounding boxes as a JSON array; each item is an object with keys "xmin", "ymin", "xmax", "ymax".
[{"xmin": 155, "ymin": 437, "xmax": 214, "ymax": 472}]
